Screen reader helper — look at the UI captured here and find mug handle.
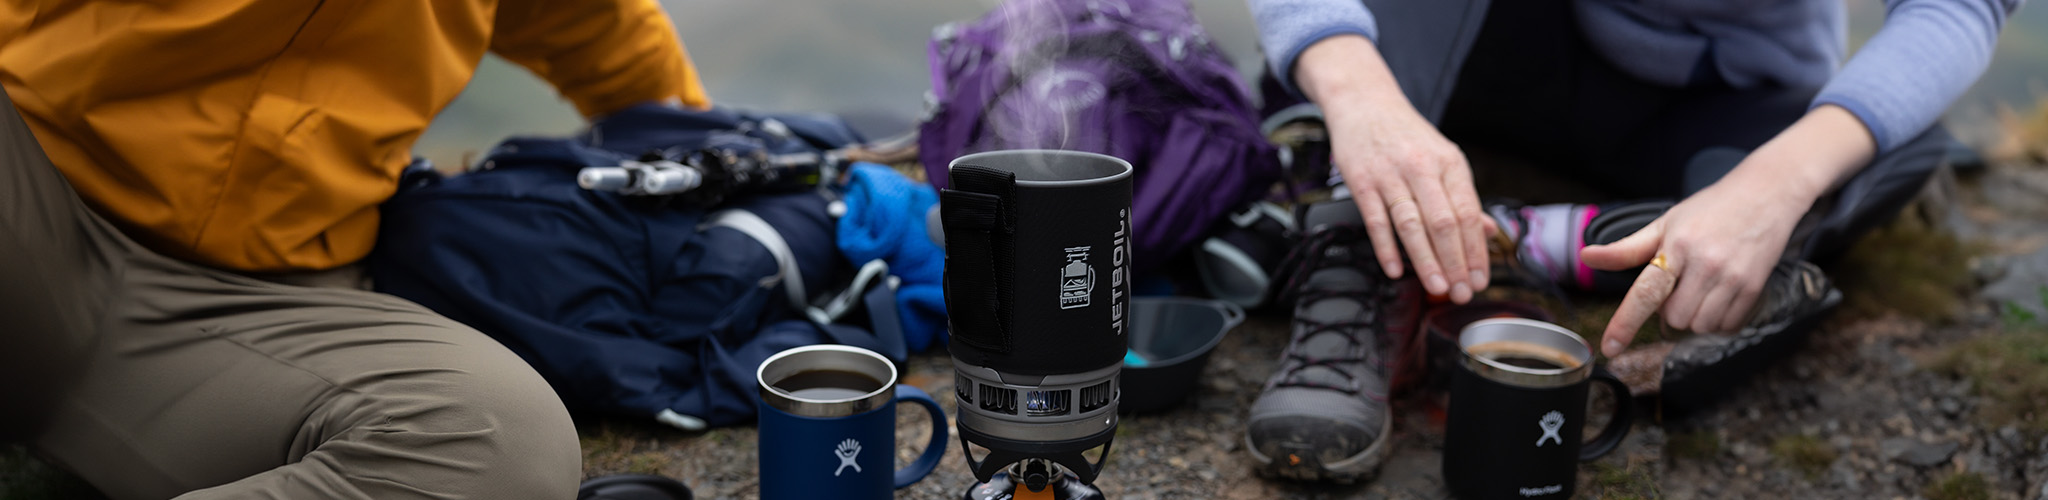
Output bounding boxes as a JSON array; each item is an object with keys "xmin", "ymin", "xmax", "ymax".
[
  {"xmin": 893, "ymin": 385, "xmax": 949, "ymax": 489},
  {"xmin": 1579, "ymin": 366, "xmax": 1634, "ymax": 461}
]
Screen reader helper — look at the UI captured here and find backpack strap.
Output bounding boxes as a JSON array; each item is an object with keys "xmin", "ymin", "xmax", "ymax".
[{"xmin": 703, "ymin": 208, "xmax": 808, "ymax": 310}]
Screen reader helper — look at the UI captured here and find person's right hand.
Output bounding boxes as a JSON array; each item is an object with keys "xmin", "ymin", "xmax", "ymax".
[{"xmin": 1295, "ymin": 35, "xmax": 1493, "ymax": 303}]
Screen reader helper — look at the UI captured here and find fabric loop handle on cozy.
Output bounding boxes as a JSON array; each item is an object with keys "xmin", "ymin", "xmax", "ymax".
[
  {"xmin": 939, "ymin": 164, "xmax": 1019, "ymax": 354},
  {"xmin": 1578, "ymin": 366, "xmax": 1634, "ymax": 461}
]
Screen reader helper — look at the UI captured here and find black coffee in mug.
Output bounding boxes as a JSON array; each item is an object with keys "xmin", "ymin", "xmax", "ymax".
[
  {"xmin": 773, "ymin": 369, "xmax": 886, "ymax": 401},
  {"xmin": 1443, "ymin": 319, "xmax": 1633, "ymax": 500},
  {"xmin": 1466, "ymin": 340, "xmax": 1584, "ymax": 371}
]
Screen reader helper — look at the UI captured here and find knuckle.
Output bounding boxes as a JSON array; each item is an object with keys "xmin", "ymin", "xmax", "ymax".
[
  {"xmin": 1630, "ymin": 281, "xmax": 1667, "ymax": 304},
  {"xmin": 1400, "ymin": 151, "xmax": 1435, "ymax": 170},
  {"xmin": 1395, "ymin": 215, "xmax": 1427, "ymax": 233},
  {"xmin": 1691, "ymin": 316, "xmax": 1717, "ymax": 333},
  {"xmin": 1426, "ymin": 214, "xmax": 1460, "ymax": 233},
  {"xmin": 1690, "ymin": 253, "xmax": 1726, "ymax": 275}
]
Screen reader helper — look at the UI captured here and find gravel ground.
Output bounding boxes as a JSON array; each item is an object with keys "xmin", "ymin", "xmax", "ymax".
[
  {"xmin": 6, "ymin": 165, "xmax": 2046, "ymax": 499},
  {"xmin": 580, "ymin": 314, "xmax": 2017, "ymax": 500},
  {"xmin": 571, "ymin": 163, "xmax": 2048, "ymax": 500}
]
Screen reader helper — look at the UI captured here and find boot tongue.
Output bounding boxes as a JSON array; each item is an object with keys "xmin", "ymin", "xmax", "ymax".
[{"xmin": 1301, "ymin": 199, "xmax": 1364, "ymax": 230}]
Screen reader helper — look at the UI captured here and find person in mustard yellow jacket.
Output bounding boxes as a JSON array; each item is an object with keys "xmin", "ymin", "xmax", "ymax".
[{"xmin": 0, "ymin": 1, "xmax": 710, "ymax": 498}]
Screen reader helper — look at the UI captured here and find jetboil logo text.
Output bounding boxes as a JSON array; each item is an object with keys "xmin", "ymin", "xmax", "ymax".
[
  {"xmin": 1109, "ymin": 209, "xmax": 1127, "ymax": 335},
  {"xmin": 1058, "ymin": 209, "xmax": 1129, "ymax": 338}
]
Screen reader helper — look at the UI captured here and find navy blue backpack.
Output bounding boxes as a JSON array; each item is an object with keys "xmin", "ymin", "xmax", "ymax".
[{"xmin": 370, "ymin": 105, "xmax": 907, "ymax": 430}]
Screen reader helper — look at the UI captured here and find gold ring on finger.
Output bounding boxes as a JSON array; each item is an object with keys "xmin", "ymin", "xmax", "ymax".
[
  {"xmin": 1649, "ymin": 252, "xmax": 1670, "ymax": 272},
  {"xmin": 1387, "ymin": 196, "xmax": 1414, "ymax": 209}
]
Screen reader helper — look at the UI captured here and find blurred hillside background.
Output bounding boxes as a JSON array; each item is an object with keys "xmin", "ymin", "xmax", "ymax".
[{"xmin": 413, "ymin": 0, "xmax": 2048, "ymax": 170}]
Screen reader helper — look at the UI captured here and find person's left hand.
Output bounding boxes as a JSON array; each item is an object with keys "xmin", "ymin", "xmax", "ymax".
[
  {"xmin": 1578, "ymin": 105, "xmax": 1877, "ymax": 358},
  {"xmin": 1578, "ymin": 180, "xmax": 1807, "ymax": 356}
]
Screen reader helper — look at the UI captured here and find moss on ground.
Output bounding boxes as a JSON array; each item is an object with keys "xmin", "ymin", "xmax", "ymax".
[
  {"xmin": 1832, "ymin": 221, "xmax": 1976, "ymax": 323},
  {"xmin": 578, "ymin": 420, "xmax": 687, "ymax": 479},
  {"xmin": 1768, "ymin": 434, "xmax": 1836, "ymax": 481},
  {"xmin": 1665, "ymin": 430, "xmax": 1722, "ymax": 461},
  {"xmin": 1922, "ymin": 471, "xmax": 1993, "ymax": 500},
  {"xmin": 1582, "ymin": 459, "xmax": 1659, "ymax": 499},
  {"xmin": 1931, "ymin": 326, "xmax": 2048, "ymax": 434}
]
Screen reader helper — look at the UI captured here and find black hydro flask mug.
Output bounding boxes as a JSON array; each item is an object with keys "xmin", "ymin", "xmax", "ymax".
[
  {"xmin": 941, "ymin": 149, "xmax": 1133, "ymax": 489},
  {"xmin": 1443, "ymin": 318, "xmax": 1633, "ymax": 499}
]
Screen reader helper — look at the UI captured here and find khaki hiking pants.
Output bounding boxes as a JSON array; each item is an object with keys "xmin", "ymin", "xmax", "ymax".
[{"xmin": 0, "ymin": 90, "xmax": 580, "ymax": 499}]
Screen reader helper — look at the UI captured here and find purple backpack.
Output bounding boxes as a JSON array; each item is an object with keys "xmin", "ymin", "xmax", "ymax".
[{"xmin": 919, "ymin": 0, "xmax": 1281, "ymax": 275}]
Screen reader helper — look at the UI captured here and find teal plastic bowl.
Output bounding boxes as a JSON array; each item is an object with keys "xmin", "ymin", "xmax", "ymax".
[{"xmin": 1120, "ymin": 297, "xmax": 1244, "ymax": 413}]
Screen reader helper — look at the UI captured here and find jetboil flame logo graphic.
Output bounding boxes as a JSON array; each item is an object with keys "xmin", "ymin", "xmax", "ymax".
[
  {"xmin": 833, "ymin": 439, "xmax": 862, "ymax": 476},
  {"xmin": 1059, "ymin": 246, "xmax": 1095, "ymax": 309}
]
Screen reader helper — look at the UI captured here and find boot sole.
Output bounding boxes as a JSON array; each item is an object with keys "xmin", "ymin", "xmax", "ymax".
[{"xmin": 1245, "ymin": 412, "xmax": 1393, "ymax": 484}]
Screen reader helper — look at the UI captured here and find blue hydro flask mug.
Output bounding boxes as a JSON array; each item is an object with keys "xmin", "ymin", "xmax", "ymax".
[{"xmin": 756, "ymin": 345, "xmax": 948, "ymax": 499}]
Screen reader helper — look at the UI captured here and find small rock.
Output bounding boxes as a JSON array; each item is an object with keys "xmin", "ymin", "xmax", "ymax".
[
  {"xmin": 1885, "ymin": 413, "xmax": 1916, "ymax": 434},
  {"xmin": 1826, "ymin": 420, "xmax": 1841, "ymax": 433},
  {"xmin": 1881, "ymin": 437, "xmax": 1960, "ymax": 468},
  {"xmin": 1832, "ymin": 436, "xmax": 1854, "ymax": 451},
  {"xmin": 1959, "ymin": 448, "xmax": 1986, "ymax": 473},
  {"xmin": 1938, "ymin": 398, "xmax": 1963, "ymax": 417},
  {"xmin": 1168, "ymin": 456, "xmax": 1187, "ymax": 469},
  {"xmin": 1832, "ymin": 460, "xmax": 1861, "ymax": 491},
  {"xmin": 1732, "ymin": 441, "xmax": 1770, "ymax": 466},
  {"xmin": 2036, "ymin": 479, "xmax": 2047, "ymax": 500}
]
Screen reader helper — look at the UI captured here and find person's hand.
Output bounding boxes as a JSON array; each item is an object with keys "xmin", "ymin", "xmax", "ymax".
[
  {"xmin": 1295, "ymin": 36, "xmax": 1493, "ymax": 303},
  {"xmin": 1579, "ymin": 179, "xmax": 1807, "ymax": 354},
  {"xmin": 1581, "ymin": 105, "xmax": 1877, "ymax": 357}
]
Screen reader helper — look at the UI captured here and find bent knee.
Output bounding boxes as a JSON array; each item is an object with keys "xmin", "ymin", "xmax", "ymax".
[{"xmin": 329, "ymin": 343, "xmax": 580, "ymax": 499}]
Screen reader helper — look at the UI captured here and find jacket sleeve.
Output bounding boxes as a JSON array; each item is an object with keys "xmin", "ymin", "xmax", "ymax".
[
  {"xmin": 1247, "ymin": 0, "xmax": 1379, "ymax": 94},
  {"xmin": 1813, "ymin": 0, "xmax": 2024, "ymax": 152},
  {"xmin": 491, "ymin": 0, "xmax": 712, "ymax": 117}
]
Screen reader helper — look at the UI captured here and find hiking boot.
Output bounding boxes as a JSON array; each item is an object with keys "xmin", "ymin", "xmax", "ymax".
[
  {"xmin": 1606, "ymin": 259, "xmax": 1841, "ymax": 416},
  {"xmin": 1245, "ymin": 199, "xmax": 1424, "ymax": 483}
]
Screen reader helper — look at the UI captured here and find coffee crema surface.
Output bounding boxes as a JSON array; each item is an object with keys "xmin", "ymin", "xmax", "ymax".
[
  {"xmin": 773, "ymin": 369, "xmax": 886, "ymax": 401},
  {"xmin": 1466, "ymin": 340, "xmax": 1584, "ymax": 371}
]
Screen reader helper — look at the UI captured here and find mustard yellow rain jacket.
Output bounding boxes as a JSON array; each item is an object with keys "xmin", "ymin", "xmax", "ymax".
[{"xmin": 0, "ymin": 0, "xmax": 711, "ymax": 271}]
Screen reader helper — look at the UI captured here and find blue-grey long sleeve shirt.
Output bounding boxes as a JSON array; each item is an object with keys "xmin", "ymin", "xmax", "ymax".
[{"xmin": 1250, "ymin": 0, "xmax": 2025, "ymax": 153}]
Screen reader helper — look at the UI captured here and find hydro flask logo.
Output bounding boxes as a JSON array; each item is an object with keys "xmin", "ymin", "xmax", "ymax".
[
  {"xmin": 1059, "ymin": 246, "xmax": 1096, "ymax": 309},
  {"xmin": 1535, "ymin": 411, "xmax": 1565, "ymax": 447},
  {"xmin": 833, "ymin": 439, "xmax": 862, "ymax": 476}
]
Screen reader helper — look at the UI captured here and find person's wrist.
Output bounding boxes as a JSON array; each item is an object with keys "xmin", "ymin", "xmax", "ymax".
[
  {"xmin": 1295, "ymin": 35, "xmax": 1408, "ymax": 109},
  {"xmin": 1743, "ymin": 105, "xmax": 1875, "ymax": 201}
]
